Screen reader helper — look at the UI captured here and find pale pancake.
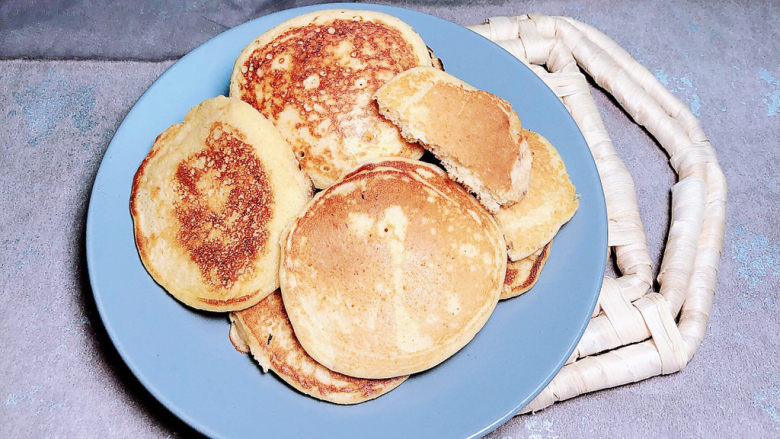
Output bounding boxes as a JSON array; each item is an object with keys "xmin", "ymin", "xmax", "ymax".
[
  {"xmin": 229, "ymin": 291, "xmax": 406, "ymax": 404},
  {"xmin": 280, "ymin": 158, "xmax": 506, "ymax": 379},
  {"xmin": 501, "ymin": 240, "xmax": 552, "ymax": 300},
  {"xmin": 494, "ymin": 130, "xmax": 578, "ymax": 261},
  {"xmin": 374, "ymin": 66, "xmax": 532, "ymax": 212},
  {"xmin": 130, "ymin": 96, "xmax": 313, "ymax": 312},
  {"xmin": 229, "ymin": 10, "xmax": 435, "ymax": 189}
]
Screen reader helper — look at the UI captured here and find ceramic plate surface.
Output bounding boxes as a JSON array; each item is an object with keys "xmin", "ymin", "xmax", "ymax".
[{"xmin": 86, "ymin": 3, "xmax": 607, "ymax": 438}]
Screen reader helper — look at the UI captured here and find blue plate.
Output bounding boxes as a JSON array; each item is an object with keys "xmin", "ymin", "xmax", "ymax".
[{"xmin": 86, "ymin": 3, "xmax": 606, "ymax": 438}]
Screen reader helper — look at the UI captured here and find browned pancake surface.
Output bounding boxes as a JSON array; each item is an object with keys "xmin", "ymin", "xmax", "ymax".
[
  {"xmin": 501, "ymin": 240, "xmax": 552, "ymax": 299},
  {"xmin": 420, "ymin": 83, "xmax": 521, "ymax": 196},
  {"xmin": 373, "ymin": 67, "xmax": 532, "ymax": 212},
  {"xmin": 280, "ymin": 158, "xmax": 506, "ymax": 379},
  {"xmin": 130, "ymin": 96, "xmax": 312, "ymax": 311},
  {"xmin": 494, "ymin": 129, "xmax": 578, "ymax": 260},
  {"xmin": 231, "ymin": 291, "xmax": 406, "ymax": 404},
  {"xmin": 231, "ymin": 10, "xmax": 432, "ymax": 188},
  {"xmin": 169, "ymin": 122, "xmax": 273, "ymax": 291}
]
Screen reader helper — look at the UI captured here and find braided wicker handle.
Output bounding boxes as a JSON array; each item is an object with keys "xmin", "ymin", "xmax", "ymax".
[{"xmin": 467, "ymin": 15, "xmax": 726, "ymax": 413}]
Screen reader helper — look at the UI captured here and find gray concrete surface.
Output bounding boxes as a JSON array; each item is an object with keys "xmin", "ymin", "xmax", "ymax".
[{"xmin": 1, "ymin": 1, "xmax": 778, "ymax": 437}]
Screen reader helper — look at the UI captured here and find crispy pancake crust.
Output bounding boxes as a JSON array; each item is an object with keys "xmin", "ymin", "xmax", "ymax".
[
  {"xmin": 130, "ymin": 96, "xmax": 313, "ymax": 311},
  {"xmin": 501, "ymin": 240, "xmax": 552, "ymax": 300},
  {"xmin": 280, "ymin": 158, "xmax": 506, "ymax": 379},
  {"xmin": 494, "ymin": 130, "xmax": 578, "ymax": 261},
  {"xmin": 230, "ymin": 291, "xmax": 406, "ymax": 404},
  {"xmin": 374, "ymin": 66, "xmax": 532, "ymax": 212},
  {"xmin": 230, "ymin": 10, "xmax": 435, "ymax": 188}
]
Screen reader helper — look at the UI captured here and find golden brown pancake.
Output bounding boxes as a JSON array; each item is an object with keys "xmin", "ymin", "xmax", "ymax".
[
  {"xmin": 130, "ymin": 96, "xmax": 313, "ymax": 312},
  {"xmin": 374, "ymin": 67, "xmax": 532, "ymax": 212},
  {"xmin": 280, "ymin": 158, "xmax": 506, "ymax": 379},
  {"xmin": 229, "ymin": 10, "xmax": 436, "ymax": 189},
  {"xmin": 229, "ymin": 291, "xmax": 407, "ymax": 404},
  {"xmin": 501, "ymin": 240, "xmax": 552, "ymax": 300},
  {"xmin": 494, "ymin": 129, "xmax": 578, "ymax": 261}
]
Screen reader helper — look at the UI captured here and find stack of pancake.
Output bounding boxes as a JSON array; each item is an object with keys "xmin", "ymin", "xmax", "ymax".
[{"xmin": 130, "ymin": 9, "xmax": 578, "ymax": 404}]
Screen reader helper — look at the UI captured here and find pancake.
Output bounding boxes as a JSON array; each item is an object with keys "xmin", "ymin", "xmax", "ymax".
[
  {"xmin": 280, "ymin": 158, "xmax": 506, "ymax": 379},
  {"xmin": 229, "ymin": 291, "xmax": 407, "ymax": 404},
  {"xmin": 494, "ymin": 129, "xmax": 578, "ymax": 261},
  {"xmin": 374, "ymin": 66, "xmax": 532, "ymax": 212},
  {"xmin": 130, "ymin": 96, "xmax": 313, "ymax": 312},
  {"xmin": 229, "ymin": 9, "xmax": 436, "ymax": 189},
  {"xmin": 501, "ymin": 240, "xmax": 552, "ymax": 300}
]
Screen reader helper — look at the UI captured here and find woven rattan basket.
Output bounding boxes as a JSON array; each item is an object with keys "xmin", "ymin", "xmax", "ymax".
[{"xmin": 466, "ymin": 15, "xmax": 726, "ymax": 413}]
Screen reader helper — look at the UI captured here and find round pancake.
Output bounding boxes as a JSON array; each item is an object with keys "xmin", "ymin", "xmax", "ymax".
[
  {"xmin": 494, "ymin": 129, "xmax": 578, "ymax": 261},
  {"xmin": 130, "ymin": 96, "xmax": 313, "ymax": 312},
  {"xmin": 229, "ymin": 9, "xmax": 435, "ymax": 189},
  {"xmin": 501, "ymin": 240, "xmax": 552, "ymax": 300},
  {"xmin": 229, "ymin": 291, "xmax": 407, "ymax": 404},
  {"xmin": 280, "ymin": 158, "xmax": 506, "ymax": 379}
]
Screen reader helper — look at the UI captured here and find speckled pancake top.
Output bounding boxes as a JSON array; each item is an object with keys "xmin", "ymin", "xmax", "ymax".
[{"xmin": 230, "ymin": 10, "xmax": 433, "ymax": 188}]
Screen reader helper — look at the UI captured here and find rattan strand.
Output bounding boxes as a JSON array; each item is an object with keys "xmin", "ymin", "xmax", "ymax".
[{"xmin": 467, "ymin": 15, "xmax": 726, "ymax": 413}]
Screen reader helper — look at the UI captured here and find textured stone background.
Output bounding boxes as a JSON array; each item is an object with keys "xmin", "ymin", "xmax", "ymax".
[{"xmin": 1, "ymin": 1, "xmax": 778, "ymax": 437}]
